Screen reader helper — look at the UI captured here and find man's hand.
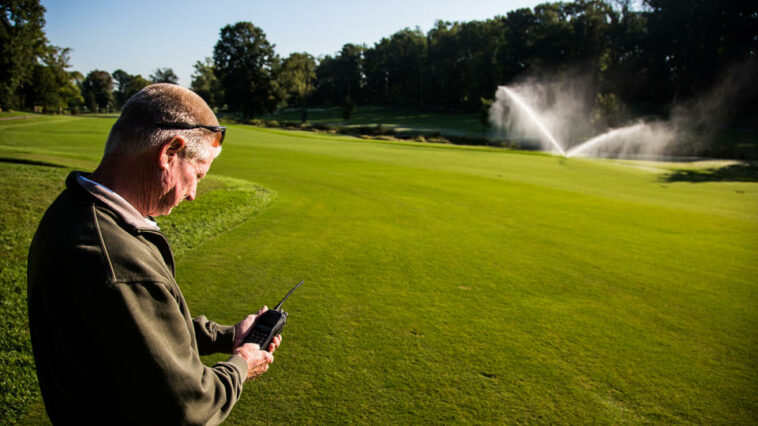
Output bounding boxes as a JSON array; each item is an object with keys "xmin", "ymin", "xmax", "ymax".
[
  {"xmin": 233, "ymin": 306, "xmax": 284, "ymax": 352},
  {"xmin": 233, "ymin": 343, "xmax": 275, "ymax": 381}
]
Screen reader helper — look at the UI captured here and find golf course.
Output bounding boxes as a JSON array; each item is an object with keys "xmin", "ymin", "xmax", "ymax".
[{"xmin": 1, "ymin": 114, "xmax": 756, "ymax": 424}]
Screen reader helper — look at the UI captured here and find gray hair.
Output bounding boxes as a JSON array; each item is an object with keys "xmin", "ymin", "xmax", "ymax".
[{"xmin": 104, "ymin": 84, "xmax": 221, "ymax": 160}]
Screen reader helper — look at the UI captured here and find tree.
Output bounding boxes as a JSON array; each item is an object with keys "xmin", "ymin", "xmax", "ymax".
[
  {"xmin": 21, "ymin": 46, "xmax": 83, "ymax": 113},
  {"xmin": 364, "ymin": 29, "xmax": 426, "ymax": 106},
  {"xmin": 45, "ymin": 46, "xmax": 82, "ymax": 113},
  {"xmin": 0, "ymin": 0, "xmax": 48, "ymax": 109},
  {"xmin": 313, "ymin": 55, "xmax": 339, "ymax": 105},
  {"xmin": 127, "ymin": 75, "xmax": 150, "ymax": 97},
  {"xmin": 59, "ymin": 70, "xmax": 84, "ymax": 113},
  {"xmin": 113, "ymin": 69, "xmax": 149, "ymax": 108},
  {"xmin": 362, "ymin": 40, "xmax": 389, "ymax": 104},
  {"xmin": 24, "ymin": 60, "xmax": 57, "ymax": 111},
  {"xmin": 501, "ymin": 9, "xmax": 537, "ymax": 80},
  {"xmin": 426, "ymin": 21, "xmax": 467, "ymax": 107},
  {"xmin": 279, "ymin": 52, "xmax": 316, "ymax": 122},
  {"xmin": 112, "ymin": 69, "xmax": 132, "ymax": 108},
  {"xmin": 190, "ymin": 57, "xmax": 223, "ymax": 110},
  {"xmin": 531, "ymin": 3, "xmax": 573, "ymax": 70},
  {"xmin": 335, "ymin": 43, "xmax": 364, "ymax": 106},
  {"xmin": 644, "ymin": 0, "xmax": 758, "ymax": 102},
  {"xmin": 81, "ymin": 70, "xmax": 113, "ymax": 112},
  {"xmin": 314, "ymin": 44, "xmax": 364, "ymax": 110},
  {"xmin": 150, "ymin": 67, "xmax": 179, "ymax": 84},
  {"xmin": 213, "ymin": 21, "xmax": 280, "ymax": 118}
]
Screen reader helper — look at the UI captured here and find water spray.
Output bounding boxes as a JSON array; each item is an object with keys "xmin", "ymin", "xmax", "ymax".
[
  {"xmin": 498, "ymin": 86, "xmax": 567, "ymax": 157},
  {"xmin": 566, "ymin": 123, "xmax": 648, "ymax": 158},
  {"xmin": 492, "ymin": 84, "xmax": 678, "ymax": 159}
]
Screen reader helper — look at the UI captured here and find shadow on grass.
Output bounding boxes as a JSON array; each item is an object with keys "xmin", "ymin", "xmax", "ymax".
[
  {"xmin": 0, "ymin": 157, "xmax": 65, "ymax": 168},
  {"xmin": 663, "ymin": 162, "xmax": 758, "ymax": 183},
  {"xmin": 79, "ymin": 114, "xmax": 120, "ymax": 119}
]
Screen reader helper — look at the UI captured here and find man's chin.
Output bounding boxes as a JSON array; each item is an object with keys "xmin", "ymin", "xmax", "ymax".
[{"xmin": 153, "ymin": 207, "xmax": 173, "ymax": 217}]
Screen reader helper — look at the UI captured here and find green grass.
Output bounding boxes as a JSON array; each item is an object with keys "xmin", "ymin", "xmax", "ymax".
[
  {"xmin": 0, "ymin": 111, "xmax": 38, "ymax": 119},
  {"xmin": 0, "ymin": 161, "xmax": 69, "ymax": 425},
  {"xmin": 264, "ymin": 105, "xmax": 485, "ymax": 135},
  {"xmin": 1, "ymin": 115, "xmax": 757, "ymax": 423},
  {"xmin": 160, "ymin": 175, "xmax": 275, "ymax": 258}
]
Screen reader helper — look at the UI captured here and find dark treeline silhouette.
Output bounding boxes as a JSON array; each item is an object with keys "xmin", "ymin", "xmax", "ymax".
[
  {"xmin": 310, "ymin": 0, "xmax": 757, "ymax": 118},
  {"xmin": 2, "ymin": 0, "xmax": 756, "ymax": 129}
]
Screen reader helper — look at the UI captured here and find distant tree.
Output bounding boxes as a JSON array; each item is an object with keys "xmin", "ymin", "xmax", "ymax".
[
  {"xmin": 501, "ymin": 9, "xmax": 537, "ymax": 78},
  {"xmin": 213, "ymin": 21, "xmax": 280, "ymax": 118},
  {"xmin": 530, "ymin": 3, "xmax": 573, "ymax": 70},
  {"xmin": 279, "ymin": 52, "xmax": 316, "ymax": 122},
  {"xmin": 190, "ymin": 57, "xmax": 223, "ymax": 110},
  {"xmin": 364, "ymin": 28, "xmax": 426, "ymax": 106},
  {"xmin": 46, "ymin": 47, "xmax": 82, "ymax": 113},
  {"xmin": 644, "ymin": 0, "xmax": 758, "ymax": 102},
  {"xmin": 150, "ymin": 67, "xmax": 179, "ymax": 84},
  {"xmin": 313, "ymin": 55, "xmax": 339, "ymax": 105},
  {"xmin": 81, "ymin": 70, "xmax": 113, "ymax": 112},
  {"xmin": 335, "ymin": 43, "xmax": 364, "ymax": 105},
  {"xmin": 22, "ymin": 46, "xmax": 83, "ymax": 113},
  {"xmin": 314, "ymin": 44, "xmax": 364, "ymax": 110},
  {"xmin": 426, "ymin": 21, "xmax": 467, "ymax": 107},
  {"xmin": 0, "ymin": 0, "xmax": 48, "ymax": 109},
  {"xmin": 112, "ymin": 69, "xmax": 149, "ymax": 108},
  {"xmin": 127, "ymin": 74, "xmax": 150, "ymax": 95},
  {"xmin": 112, "ymin": 69, "xmax": 132, "ymax": 108},
  {"xmin": 362, "ymin": 41, "xmax": 389, "ymax": 104},
  {"xmin": 60, "ymin": 70, "xmax": 84, "ymax": 113},
  {"xmin": 69, "ymin": 70, "xmax": 85, "ymax": 113},
  {"xmin": 24, "ymin": 60, "xmax": 57, "ymax": 112}
]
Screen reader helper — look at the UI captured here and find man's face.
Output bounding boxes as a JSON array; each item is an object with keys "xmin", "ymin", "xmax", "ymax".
[{"xmin": 154, "ymin": 153, "xmax": 213, "ymax": 217}]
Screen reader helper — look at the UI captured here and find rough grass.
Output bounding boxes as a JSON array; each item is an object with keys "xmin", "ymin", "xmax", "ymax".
[
  {"xmin": 2, "ymin": 116, "xmax": 757, "ymax": 424},
  {"xmin": 159, "ymin": 175, "xmax": 275, "ymax": 258},
  {"xmin": 0, "ymin": 161, "xmax": 69, "ymax": 425}
]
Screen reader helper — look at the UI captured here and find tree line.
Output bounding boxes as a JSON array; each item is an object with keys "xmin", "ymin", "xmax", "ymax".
[{"xmin": 2, "ymin": 0, "xmax": 756, "ymax": 124}]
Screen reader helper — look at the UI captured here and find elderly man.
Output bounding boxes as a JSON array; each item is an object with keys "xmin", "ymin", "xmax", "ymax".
[{"xmin": 27, "ymin": 84, "xmax": 280, "ymax": 424}]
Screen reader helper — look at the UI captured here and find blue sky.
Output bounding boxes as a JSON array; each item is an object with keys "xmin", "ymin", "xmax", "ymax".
[{"xmin": 42, "ymin": 0, "xmax": 547, "ymax": 86}]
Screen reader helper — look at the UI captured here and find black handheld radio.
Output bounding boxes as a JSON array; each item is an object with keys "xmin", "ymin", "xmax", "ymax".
[{"xmin": 243, "ymin": 280, "xmax": 304, "ymax": 352}]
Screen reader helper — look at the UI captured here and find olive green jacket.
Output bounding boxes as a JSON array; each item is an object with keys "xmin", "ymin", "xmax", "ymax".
[{"xmin": 28, "ymin": 171, "xmax": 248, "ymax": 425}]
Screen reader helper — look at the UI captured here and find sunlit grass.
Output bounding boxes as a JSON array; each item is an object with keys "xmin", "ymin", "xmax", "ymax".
[{"xmin": 1, "ymin": 115, "xmax": 757, "ymax": 423}]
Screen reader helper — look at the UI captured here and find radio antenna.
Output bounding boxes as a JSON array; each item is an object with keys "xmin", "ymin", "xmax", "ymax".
[{"xmin": 274, "ymin": 280, "xmax": 304, "ymax": 311}]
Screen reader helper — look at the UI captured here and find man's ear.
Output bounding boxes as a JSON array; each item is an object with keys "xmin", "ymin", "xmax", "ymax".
[{"xmin": 158, "ymin": 136, "xmax": 186, "ymax": 170}]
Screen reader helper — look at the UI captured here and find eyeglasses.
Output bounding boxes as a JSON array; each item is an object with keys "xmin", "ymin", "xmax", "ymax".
[{"xmin": 156, "ymin": 122, "xmax": 226, "ymax": 147}]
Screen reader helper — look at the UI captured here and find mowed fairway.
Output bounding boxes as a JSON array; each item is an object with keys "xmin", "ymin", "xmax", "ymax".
[{"xmin": 2, "ymin": 116, "xmax": 757, "ymax": 423}]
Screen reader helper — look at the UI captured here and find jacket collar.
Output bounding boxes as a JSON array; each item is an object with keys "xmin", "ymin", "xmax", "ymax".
[{"xmin": 66, "ymin": 171, "xmax": 160, "ymax": 232}]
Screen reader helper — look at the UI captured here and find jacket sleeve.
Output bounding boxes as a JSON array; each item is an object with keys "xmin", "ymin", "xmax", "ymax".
[
  {"xmin": 85, "ymin": 279, "xmax": 249, "ymax": 425},
  {"xmin": 193, "ymin": 315, "xmax": 237, "ymax": 355}
]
